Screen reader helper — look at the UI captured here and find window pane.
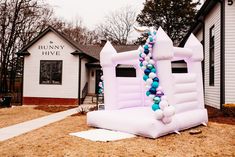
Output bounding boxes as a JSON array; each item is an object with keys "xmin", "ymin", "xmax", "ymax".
[
  {"xmin": 209, "ymin": 25, "xmax": 215, "ymax": 86},
  {"xmin": 40, "ymin": 60, "xmax": 62, "ymax": 84}
]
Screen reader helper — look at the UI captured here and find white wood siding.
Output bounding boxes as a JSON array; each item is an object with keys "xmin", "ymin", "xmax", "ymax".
[
  {"xmin": 24, "ymin": 32, "xmax": 79, "ymax": 99},
  {"xmin": 204, "ymin": 3, "xmax": 221, "ymax": 109},
  {"xmin": 225, "ymin": 3, "xmax": 235, "ymax": 104}
]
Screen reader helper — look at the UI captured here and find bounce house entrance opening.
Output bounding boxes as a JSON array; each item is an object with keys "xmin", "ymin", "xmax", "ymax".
[
  {"xmin": 116, "ymin": 64, "xmax": 136, "ymax": 77},
  {"xmin": 171, "ymin": 60, "xmax": 188, "ymax": 73}
]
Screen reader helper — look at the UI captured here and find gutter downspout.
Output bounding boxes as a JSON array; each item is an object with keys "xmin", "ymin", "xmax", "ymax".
[{"xmin": 219, "ymin": 0, "xmax": 225, "ymax": 109}]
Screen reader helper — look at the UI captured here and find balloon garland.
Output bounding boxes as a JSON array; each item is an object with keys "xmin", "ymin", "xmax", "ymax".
[
  {"xmin": 139, "ymin": 30, "xmax": 175, "ymax": 124},
  {"xmin": 98, "ymin": 75, "xmax": 104, "ymax": 94}
]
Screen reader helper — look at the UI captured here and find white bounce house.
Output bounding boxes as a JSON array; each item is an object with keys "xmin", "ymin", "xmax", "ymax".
[{"xmin": 87, "ymin": 27, "xmax": 208, "ymax": 138}]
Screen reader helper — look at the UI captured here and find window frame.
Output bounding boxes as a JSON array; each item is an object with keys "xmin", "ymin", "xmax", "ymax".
[
  {"xmin": 209, "ymin": 25, "xmax": 215, "ymax": 86},
  {"xmin": 39, "ymin": 60, "xmax": 63, "ymax": 85}
]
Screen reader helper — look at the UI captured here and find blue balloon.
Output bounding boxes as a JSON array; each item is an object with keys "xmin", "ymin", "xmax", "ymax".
[
  {"xmin": 146, "ymin": 91, "xmax": 150, "ymax": 96},
  {"xmin": 151, "ymin": 68, "xmax": 156, "ymax": 73},
  {"xmin": 152, "ymin": 103, "xmax": 160, "ymax": 111},
  {"xmin": 152, "ymin": 81, "xmax": 159, "ymax": 88},
  {"xmin": 153, "ymin": 77, "xmax": 159, "ymax": 82},
  {"xmin": 143, "ymin": 75, "xmax": 148, "ymax": 81},
  {"xmin": 149, "ymin": 87, "xmax": 156, "ymax": 94},
  {"xmin": 144, "ymin": 49, "xmax": 149, "ymax": 54},
  {"xmin": 144, "ymin": 69, "xmax": 151, "ymax": 75}
]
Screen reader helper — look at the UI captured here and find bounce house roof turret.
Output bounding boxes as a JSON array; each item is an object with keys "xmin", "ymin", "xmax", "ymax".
[
  {"xmin": 184, "ymin": 34, "xmax": 203, "ymax": 61},
  {"xmin": 100, "ymin": 41, "xmax": 117, "ymax": 66},
  {"xmin": 153, "ymin": 27, "xmax": 173, "ymax": 60}
]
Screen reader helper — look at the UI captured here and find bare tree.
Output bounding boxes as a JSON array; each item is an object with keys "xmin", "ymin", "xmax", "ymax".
[
  {"xmin": 0, "ymin": 0, "xmax": 53, "ymax": 93},
  {"xmin": 50, "ymin": 17, "xmax": 99, "ymax": 45},
  {"xmin": 97, "ymin": 6, "xmax": 137, "ymax": 45}
]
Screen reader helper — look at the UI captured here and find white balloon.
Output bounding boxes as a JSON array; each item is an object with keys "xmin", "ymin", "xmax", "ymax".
[
  {"xmin": 143, "ymin": 61, "xmax": 148, "ymax": 66},
  {"xmin": 154, "ymin": 110, "xmax": 164, "ymax": 120},
  {"xmin": 163, "ymin": 106, "xmax": 175, "ymax": 117},
  {"xmin": 149, "ymin": 72, "xmax": 156, "ymax": 79},
  {"xmin": 149, "ymin": 59, "xmax": 155, "ymax": 65},
  {"xmin": 145, "ymin": 85, "xmax": 151, "ymax": 90},
  {"xmin": 141, "ymin": 53, "xmax": 146, "ymax": 58},
  {"xmin": 149, "ymin": 94, "xmax": 155, "ymax": 99},
  {"xmin": 161, "ymin": 95, "xmax": 167, "ymax": 101},
  {"xmin": 148, "ymin": 47, "xmax": 152, "ymax": 52},
  {"xmin": 147, "ymin": 52, "xmax": 152, "ymax": 57},
  {"xmin": 159, "ymin": 100, "xmax": 168, "ymax": 110},
  {"xmin": 101, "ymin": 76, "xmax": 104, "ymax": 80},
  {"xmin": 157, "ymin": 86, "xmax": 163, "ymax": 91},
  {"xmin": 162, "ymin": 116, "xmax": 172, "ymax": 124},
  {"xmin": 146, "ymin": 78, "xmax": 153, "ymax": 85},
  {"xmin": 141, "ymin": 66, "xmax": 146, "ymax": 71},
  {"xmin": 145, "ymin": 56, "xmax": 150, "ymax": 61},
  {"xmin": 146, "ymin": 38, "xmax": 150, "ymax": 43}
]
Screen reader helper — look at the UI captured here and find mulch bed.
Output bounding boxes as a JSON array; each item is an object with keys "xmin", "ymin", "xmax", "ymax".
[
  {"xmin": 34, "ymin": 105, "xmax": 76, "ymax": 113},
  {"xmin": 206, "ymin": 105, "xmax": 235, "ymax": 125}
]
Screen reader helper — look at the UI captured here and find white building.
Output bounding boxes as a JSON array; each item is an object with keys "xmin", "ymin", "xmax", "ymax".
[
  {"xmin": 17, "ymin": 26, "xmax": 138, "ymax": 106},
  {"xmin": 180, "ymin": 0, "xmax": 235, "ymax": 109}
]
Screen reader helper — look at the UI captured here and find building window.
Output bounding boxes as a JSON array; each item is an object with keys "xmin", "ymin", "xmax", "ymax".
[
  {"xmin": 40, "ymin": 60, "xmax": 62, "ymax": 84},
  {"xmin": 209, "ymin": 26, "xmax": 215, "ymax": 86}
]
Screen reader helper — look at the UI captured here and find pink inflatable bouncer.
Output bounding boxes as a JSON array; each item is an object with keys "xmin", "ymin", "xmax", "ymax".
[{"xmin": 87, "ymin": 27, "xmax": 208, "ymax": 138}]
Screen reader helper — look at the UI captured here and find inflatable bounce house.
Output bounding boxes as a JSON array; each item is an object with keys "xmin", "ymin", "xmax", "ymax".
[{"xmin": 87, "ymin": 27, "xmax": 208, "ymax": 138}]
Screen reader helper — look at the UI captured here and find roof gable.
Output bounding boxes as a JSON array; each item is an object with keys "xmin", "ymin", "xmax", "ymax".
[{"xmin": 17, "ymin": 26, "xmax": 97, "ymax": 61}]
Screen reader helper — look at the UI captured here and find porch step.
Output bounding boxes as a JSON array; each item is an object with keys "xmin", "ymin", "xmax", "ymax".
[{"xmin": 82, "ymin": 96, "xmax": 96, "ymax": 105}]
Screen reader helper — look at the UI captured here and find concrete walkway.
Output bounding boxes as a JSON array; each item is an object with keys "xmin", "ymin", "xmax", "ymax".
[{"xmin": 0, "ymin": 107, "xmax": 78, "ymax": 141}]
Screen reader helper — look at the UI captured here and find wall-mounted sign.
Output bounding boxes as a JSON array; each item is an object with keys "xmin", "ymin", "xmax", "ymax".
[{"xmin": 38, "ymin": 41, "xmax": 65, "ymax": 56}]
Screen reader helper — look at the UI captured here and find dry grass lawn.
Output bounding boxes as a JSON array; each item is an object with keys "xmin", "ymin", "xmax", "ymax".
[
  {"xmin": 0, "ymin": 106, "xmax": 50, "ymax": 128},
  {"xmin": 0, "ymin": 114, "xmax": 234, "ymax": 157}
]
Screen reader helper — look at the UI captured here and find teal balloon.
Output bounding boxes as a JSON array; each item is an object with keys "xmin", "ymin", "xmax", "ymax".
[
  {"xmin": 149, "ymin": 37, "xmax": 153, "ymax": 42},
  {"xmin": 148, "ymin": 31, "xmax": 151, "ymax": 35},
  {"xmin": 153, "ymin": 96, "xmax": 161, "ymax": 104},
  {"xmin": 139, "ymin": 53, "xmax": 142, "ymax": 57},
  {"xmin": 153, "ymin": 31, "xmax": 157, "ymax": 35},
  {"xmin": 144, "ymin": 45, "xmax": 149, "ymax": 50},
  {"xmin": 146, "ymin": 91, "xmax": 151, "ymax": 96},
  {"xmin": 139, "ymin": 62, "xmax": 143, "ymax": 67},
  {"xmin": 147, "ymin": 64, "xmax": 153, "ymax": 69},
  {"xmin": 151, "ymin": 68, "xmax": 156, "ymax": 73},
  {"xmin": 152, "ymin": 81, "xmax": 159, "ymax": 88},
  {"xmin": 152, "ymin": 103, "xmax": 160, "ymax": 111},
  {"xmin": 143, "ymin": 75, "xmax": 148, "ymax": 81}
]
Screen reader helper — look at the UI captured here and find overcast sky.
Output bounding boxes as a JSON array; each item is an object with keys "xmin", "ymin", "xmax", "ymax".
[
  {"xmin": 46, "ymin": 0, "xmax": 203, "ymax": 41},
  {"xmin": 47, "ymin": 0, "xmax": 145, "ymax": 29}
]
